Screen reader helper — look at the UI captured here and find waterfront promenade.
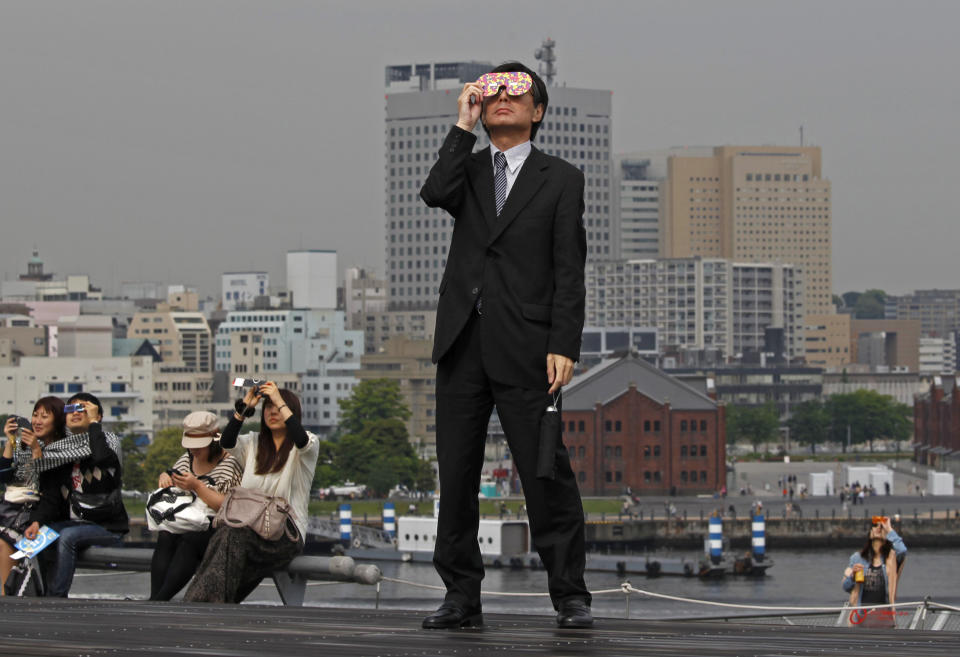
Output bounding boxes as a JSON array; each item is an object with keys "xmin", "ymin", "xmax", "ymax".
[{"xmin": 1, "ymin": 598, "xmax": 958, "ymax": 656}]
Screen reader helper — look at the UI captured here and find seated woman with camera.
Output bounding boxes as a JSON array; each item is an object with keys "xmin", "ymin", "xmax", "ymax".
[
  {"xmin": 185, "ymin": 382, "xmax": 318, "ymax": 603},
  {"xmin": 25, "ymin": 392, "xmax": 129, "ymax": 597},
  {"xmin": 0, "ymin": 397, "xmax": 67, "ymax": 594},
  {"xmin": 149, "ymin": 411, "xmax": 243, "ymax": 600}
]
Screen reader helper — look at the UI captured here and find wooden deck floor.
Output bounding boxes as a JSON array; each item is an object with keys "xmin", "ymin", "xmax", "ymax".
[{"xmin": 0, "ymin": 598, "xmax": 957, "ymax": 656}]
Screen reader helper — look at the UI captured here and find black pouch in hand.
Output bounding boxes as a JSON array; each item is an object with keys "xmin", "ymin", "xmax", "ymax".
[{"xmin": 536, "ymin": 394, "xmax": 561, "ymax": 480}]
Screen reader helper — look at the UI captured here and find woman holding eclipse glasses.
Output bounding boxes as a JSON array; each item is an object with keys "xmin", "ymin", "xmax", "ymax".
[{"xmin": 841, "ymin": 516, "xmax": 907, "ymax": 626}]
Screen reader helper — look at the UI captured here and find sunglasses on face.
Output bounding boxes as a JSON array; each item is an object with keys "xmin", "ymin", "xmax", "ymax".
[{"xmin": 475, "ymin": 72, "xmax": 534, "ymax": 99}]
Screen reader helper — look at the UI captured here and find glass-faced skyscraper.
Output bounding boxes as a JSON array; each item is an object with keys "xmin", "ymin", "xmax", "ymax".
[{"xmin": 385, "ymin": 62, "xmax": 614, "ymax": 310}]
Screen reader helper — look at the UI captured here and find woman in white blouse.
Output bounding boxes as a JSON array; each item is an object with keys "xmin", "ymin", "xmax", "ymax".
[{"xmin": 185, "ymin": 382, "xmax": 319, "ymax": 603}]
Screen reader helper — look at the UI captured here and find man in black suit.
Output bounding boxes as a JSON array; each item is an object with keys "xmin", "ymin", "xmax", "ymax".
[{"xmin": 420, "ymin": 62, "xmax": 592, "ymax": 629}]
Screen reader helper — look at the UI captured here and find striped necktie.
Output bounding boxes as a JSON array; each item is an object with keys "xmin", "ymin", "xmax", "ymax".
[{"xmin": 494, "ymin": 151, "xmax": 507, "ymax": 216}]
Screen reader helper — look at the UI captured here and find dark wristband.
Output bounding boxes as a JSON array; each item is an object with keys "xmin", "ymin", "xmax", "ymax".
[{"xmin": 234, "ymin": 399, "xmax": 256, "ymax": 418}]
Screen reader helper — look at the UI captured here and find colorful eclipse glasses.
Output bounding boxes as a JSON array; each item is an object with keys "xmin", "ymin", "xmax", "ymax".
[{"xmin": 475, "ymin": 71, "xmax": 534, "ymax": 98}]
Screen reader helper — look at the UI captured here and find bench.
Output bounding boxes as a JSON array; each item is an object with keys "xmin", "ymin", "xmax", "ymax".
[{"xmin": 75, "ymin": 547, "xmax": 382, "ymax": 606}]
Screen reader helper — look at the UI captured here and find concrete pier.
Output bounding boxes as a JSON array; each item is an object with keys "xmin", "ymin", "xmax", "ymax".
[{"xmin": 0, "ymin": 598, "xmax": 957, "ymax": 656}]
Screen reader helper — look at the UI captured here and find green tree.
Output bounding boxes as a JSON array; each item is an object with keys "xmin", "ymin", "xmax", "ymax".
[
  {"xmin": 140, "ymin": 426, "xmax": 188, "ymax": 488},
  {"xmin": 336, "ymin": 417, "xmax": 417, "ymax": 483},
  {"xmin": 414, "ymin": 459, "xmax": 436, "ymax": 494},
  {"xmin": 120, "ymin": 434, "xmax": 148, "ymax": 491},
  {"xmin": 726, "ymin": 403, "xmax": 780, "ymax": 452},
  {"xmin": 786, "ymin": 400, "xmax": 831, "ymax": 454},
  {"xmin": 312, "ymin": 439, "xmax": 340, "ymax": 489},
  {"xmin": 333, "ymin": 380, "xmax": 420, "ymax": 494},
  {"xmin": 841, "ymin": 291, "xmax": 861, "ymax": 310},
  {"xmin": 337, "ymin": 379, "xmax": 411, "ymax": 435},
  {"xmin": 853, "ymin": 289, "xmax": 886, "ymax": 319},
  {"xmin": 366, "ymin": 454, "xmax": 400, "ymax": 497},
  {"xmin": 825, "ymin": 389, "xmax": 911, "ymax": 452}
]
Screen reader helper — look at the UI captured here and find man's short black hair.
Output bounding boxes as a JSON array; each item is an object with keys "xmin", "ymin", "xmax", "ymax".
[
  {"xmin": 67, "ymin": 392, "xmax": 103, "ymax": 421},
  {"xmin": 481, "ymin": 61, "xmax": 548, "ymax": 142}
]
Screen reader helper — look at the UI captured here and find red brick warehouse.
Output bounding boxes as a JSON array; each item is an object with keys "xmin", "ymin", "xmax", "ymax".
[
  {"xmin": 560, "ymin": 355, "xmax": 726, "ymax": 496},
  {"xmin": 913, "ymin": 376, "xmax": 960, "ymax": 469}
]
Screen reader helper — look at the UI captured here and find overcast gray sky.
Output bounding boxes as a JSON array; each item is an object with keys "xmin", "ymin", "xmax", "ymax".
[{"xmin": 1, "ymin": 0, "xmax": 957, "ymax": 299}]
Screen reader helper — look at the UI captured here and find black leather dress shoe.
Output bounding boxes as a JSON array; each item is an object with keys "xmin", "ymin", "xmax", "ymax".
[
  {"xmin": 422, "ymin": 602, "xmax": 484, "ymax": 629},
  {"xmin": 556, "ymin": 599, "xmax": 593, "ymax": 628}
]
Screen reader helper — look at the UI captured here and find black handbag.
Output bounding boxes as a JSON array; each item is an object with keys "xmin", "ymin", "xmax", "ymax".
[
  {"xmin": 0, "ymin": 500, "xmax": 34, "ymax": 542},
  {"xmin": 4, "ymin": 557, "xmax": 45, "ymax": 597},
  {"xmin": 69, "ymin": 488, "xmax": 124, "ymax": 523}
]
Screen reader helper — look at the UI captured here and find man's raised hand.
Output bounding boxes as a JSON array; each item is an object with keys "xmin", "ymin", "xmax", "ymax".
[{"xmin": 456, "ymin": 82, "xmax": 483, "ymax": 132}]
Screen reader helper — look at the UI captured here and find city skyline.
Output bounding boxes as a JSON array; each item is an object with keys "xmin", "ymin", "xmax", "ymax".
[{"xmin": 1, "ymin": 0, "xmax": 957, "ymax": 298}]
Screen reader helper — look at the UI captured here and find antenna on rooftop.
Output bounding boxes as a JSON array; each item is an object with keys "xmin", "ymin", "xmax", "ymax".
[
  {"xmin": 534, "ymin": 38, "xmax": 556, "ymax": 85},
  {"xmin": 799, "ymin": 124, "xmax": 804, "ymax": 146}
]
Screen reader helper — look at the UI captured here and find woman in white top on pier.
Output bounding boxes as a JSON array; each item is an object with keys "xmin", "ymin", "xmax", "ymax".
[{"xmin": 185, "ymin": 383, "xmax": 319, "ymax": 603}]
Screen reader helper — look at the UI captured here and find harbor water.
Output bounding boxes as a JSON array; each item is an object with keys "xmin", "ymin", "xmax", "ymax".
[{"xmin": 68, "ymin": 547, "xmax": 959, "ymax": 619}]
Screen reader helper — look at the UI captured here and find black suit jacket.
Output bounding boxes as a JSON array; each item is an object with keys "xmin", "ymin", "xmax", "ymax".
[{"xmin": 421, "ymin": 126, "xmax": 587, "ymax": 390}]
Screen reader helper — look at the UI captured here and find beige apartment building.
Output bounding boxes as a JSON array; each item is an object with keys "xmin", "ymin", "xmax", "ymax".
[
  {"xmin": 0, "ymin": 316, "xmax": 47, "ymax": 366},
  {"xmin": 152, "ymin": 364, "xmax": 215, "ymax": 429},
  {"xmin": 356, "ymin": 337, "xmax": 436, "ymax": 457},
  {"xmin": 361, "ymin": 310, "xmax": 436, "ymax": 354},
  {"xmin": 804, "ymin": 313, "xmax": 851, "ymax": 369},
  {"xmin": 129, "ymin": 311, "xmax": 212, "ymax": 371},
  {"xmin": 850, "ymin": 319, "xmax": 921, "ymax": 372},
  {"xmin": 227, "ymin": 331, "xmax": 265, "ymax": 378},
  {"xmin": 804, "ymin": 314, "xmax": 922, "ymax": 372},
  {"xmin": 662, "ymin": 146, "xmax": 833, "ymax": 315}
]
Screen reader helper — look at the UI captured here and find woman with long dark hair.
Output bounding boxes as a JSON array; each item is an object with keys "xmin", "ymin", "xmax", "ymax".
[
  {"xmin": 842, "ymin": 517, "xmax": 907, "ymax": 626},
  {"xmin": 149, "ymin": 411, "xmax": 243, "ymax": 600},
  {"xmin": 185, "ymin": 382, "xmax": 318, "ymax": 603},
  {"xmin": 0, "ymin": 396, "xmax": 67, "ymax": 593}
]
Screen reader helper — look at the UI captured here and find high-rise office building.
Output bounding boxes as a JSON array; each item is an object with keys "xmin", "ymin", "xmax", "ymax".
[
  {"xmin": 615, "ymin": 157, "xmax": 661, "ymax": 259},
  {"xmin": 661, "ymin": 146, "xmax": 832, "ymax": 315},
  {"xmin": 385, "ymin": 61, "xmax": 614, "ymax": 310},
  {"xmin": 585, "ymin": 258, "xmax": 804, "ymax": 360},
  {"xmin": 614, "ymin": 148, "xmax": 712, "ymax": 260}
]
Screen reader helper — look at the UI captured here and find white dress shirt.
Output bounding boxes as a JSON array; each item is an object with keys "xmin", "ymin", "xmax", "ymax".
[{"xmin": 490, "ymin": 140, "xmax": 532, "ymax": 199}]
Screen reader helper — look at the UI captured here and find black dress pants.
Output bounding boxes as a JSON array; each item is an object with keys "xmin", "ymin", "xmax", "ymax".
[
  {"xmin": 433, "ymin": 311, "xmax": 590, "ymax": 611},
  {"xmin": 150, "ymin": 528, "xmax": 214, "ymax": 601}
]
